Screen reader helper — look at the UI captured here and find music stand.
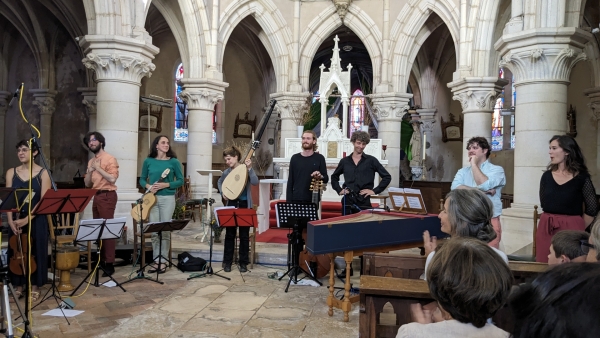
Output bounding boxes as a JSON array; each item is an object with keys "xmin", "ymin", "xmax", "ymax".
[
  {"xmin": 218, "ymin": 208, "xmax": 257, "ymax": 274},
  {"xmin": 188, "ymin": 200, "xmax": 230, "ymax": 281},
  {"xmin": 69, "ymin": 218, "xmax": 127, "ymax": 295},
  {"xmin": 121, "ymin": 219, "xmax": 190, "ymax": 285},
  {"xmin": 275, "ymin": 202, "xmax": 322, "ymax": 292},
  {"xmin": 0, "ymin": 187, "xmax": 30, "ymax": 213},
  {"xmin": 0, "ymin": 187, "xmax": 32, "ymax": 337},
  {"xmin": 32, "ymin": 188, "xmax": 95, "ymax": 323}
]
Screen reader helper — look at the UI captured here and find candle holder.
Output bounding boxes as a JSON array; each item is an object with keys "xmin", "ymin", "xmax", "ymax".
[
  {"xmin": 420, "ymin": 163, "xmax": 427, "ymax": 181},
  {"xmin": 382, "ymin": 145, "xmax": 387, "ymax": 160}
]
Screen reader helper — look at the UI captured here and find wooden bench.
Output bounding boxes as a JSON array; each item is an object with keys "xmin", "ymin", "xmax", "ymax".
[{"xmin": 359, "ymin": 252, "xmax": 548, "ymax": 338}]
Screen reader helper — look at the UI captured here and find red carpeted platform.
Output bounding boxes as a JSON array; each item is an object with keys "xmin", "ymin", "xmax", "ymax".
[{"xmin": 255, "ymin": 228, "xmax": 289, "ymax": 244}]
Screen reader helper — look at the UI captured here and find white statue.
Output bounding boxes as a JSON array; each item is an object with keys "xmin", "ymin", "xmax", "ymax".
[{"xmin": 409, "ymin": 122, "xmax": 422, "ymax": 167}]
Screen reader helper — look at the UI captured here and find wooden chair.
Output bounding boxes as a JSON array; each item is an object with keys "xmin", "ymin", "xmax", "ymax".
[
  {"xmin": 47, "ymin": 213, "xmax": 92, "ymax": 272},
  {"xmin": 131, "ymin": 203, "xmax": 172, "ymax": 269}
]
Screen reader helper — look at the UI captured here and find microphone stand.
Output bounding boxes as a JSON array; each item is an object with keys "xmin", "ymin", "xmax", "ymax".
[{"xmin": 18, "ymin": 84, "xmax": 58, "ymax": 337}]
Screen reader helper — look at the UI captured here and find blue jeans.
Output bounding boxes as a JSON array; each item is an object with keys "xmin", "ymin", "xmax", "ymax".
[{"xmin": 148, "ymin": 195, "xmax": 176, "ymax": 262}]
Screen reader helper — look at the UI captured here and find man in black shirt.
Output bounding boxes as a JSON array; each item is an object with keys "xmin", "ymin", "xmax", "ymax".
[
  {"xmin": 331, "ymin": 131, "xmax": 391, "ymax": 215},
  {"xmin": 286, "ymin": 130, "xmax": 328, "ymax": 203}
]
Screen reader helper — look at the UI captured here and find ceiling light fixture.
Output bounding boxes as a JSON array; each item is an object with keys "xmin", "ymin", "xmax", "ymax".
[{"xmin": 342, "ymin": 45, "xmax": 352, "ymax": 52}]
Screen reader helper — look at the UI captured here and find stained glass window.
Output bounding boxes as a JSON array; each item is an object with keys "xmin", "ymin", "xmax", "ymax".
[
  {"xmin": 349, "ymin": 89, "xmax": 365, "ymax": 137},
  {"xmin": 174, "ymin": 63, "xmax": 188, "ymax": 142},
  {"xmin": 174, "ymin": 63, "xmax": 217, "ymax": 144},
  {"xmin": 491, "ymin": 68, "xmax": 516, "ymax": 151}
]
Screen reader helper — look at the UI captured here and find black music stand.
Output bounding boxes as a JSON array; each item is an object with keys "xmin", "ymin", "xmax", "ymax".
[
  {"xmin": 275, "ymin": 202, "xmax": 322, "ymax": 292},
  {"xmin": 31, "ymin": 188, "xmax": 95, "ymax": 324},
  {"xmin": 217, "ymin": 208, "xmax": 257, "ymax": 275},
  {"xmin": 70, "ymin": 218, "xmax": 127, "ymax": 295},
  {"xmin": 0, "ymin": 187, "xmax": 32, "ymax": 337},
  {"xmin": 188, "ymin": 202, "xmax": 230, "ymax": 281},
  {"xmin": 121, "ymin": 219, "xmax": 189, "ymax": 285}
]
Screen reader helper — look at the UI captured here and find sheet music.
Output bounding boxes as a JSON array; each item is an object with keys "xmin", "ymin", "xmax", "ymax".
[
  {"xmin": 213, "ymin": 206, "xmax": 235, "ymax": 226},
  {"xmin": 77, "ymin": 217, "xmax": 126, "ymax": 241},
  {"xmin": 403, "ymin": 188, "xmax": 426, "ymax": 211},
  {"xmin": 388, "ymin": 187, "xmax": 407, "ymax": 208}
]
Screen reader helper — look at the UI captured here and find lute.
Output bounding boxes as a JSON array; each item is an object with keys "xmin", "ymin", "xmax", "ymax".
[
  {"xmin": 131, "ymin": 168, "xmax": 170, "ymax": 222},
  {"xmin": 222, "ymin": 99, "xmax": 277, "ymax": 200}
]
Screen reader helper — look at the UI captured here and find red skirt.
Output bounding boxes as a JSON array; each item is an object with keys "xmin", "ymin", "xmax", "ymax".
[{"xmin": 535, "ymin": 213, "xmax": 585, "ymax": 263}]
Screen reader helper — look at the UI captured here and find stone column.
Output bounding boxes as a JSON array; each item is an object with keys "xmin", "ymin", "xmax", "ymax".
[
  {"xmin": 79, "ymin": 35, "xmax": 159, "ymax": 236},
  {"xmin": 78, "ymin": 87, "xmax": 97, "ymax": 133},
  {"xmin": 447, "ymin": 78, "xmax": 507, "ymax": 166},
  {"xmin": 342, "ymin": 97, "xmax": 349, "ymax": 137},
  {"xmin": 584, "ymin": 87, "xmax": 600, "ymax": 189},
  {"xmin": 0, "ymin": 91, "xmax": 9, "ymax": 183},
  {"xmin": 30, "ymin": 89, "xmax": 57, "ymax": 168},
  {"xmin": 271, "ymin": 92, "xmax": 311, "ymax": 156},
  {"xmin": 179, "ymin": 79, "xmax": 228, "ymax": 199},
  {"xmin": 495, "ymin": 28, "xmax": 589, "ymax": 254},
  {"xmin": 370, "ymin": 93, "xmax": 412, "ymax": 188}
]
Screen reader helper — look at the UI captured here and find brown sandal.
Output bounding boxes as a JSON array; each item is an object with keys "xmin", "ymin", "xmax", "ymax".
[
  {"xmin": 9, "ymin": 290, "xmax": 22, "ymax": 303},
  {"xmin": 31, "ymin": 291, "xmax": 40, "ymax": 302}
]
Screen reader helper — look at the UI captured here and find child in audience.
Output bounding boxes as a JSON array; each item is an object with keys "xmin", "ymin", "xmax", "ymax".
[
  {"xmin": 397, "ymin": 237, "xmax": 513, "ymax": 338},
  {"xmin": 547, "ymin": 230, "xmax": 589, "ymax": 265},
  {"xmin": 509, "ymin": 263, "xmax": 600, "ymax": 337}
]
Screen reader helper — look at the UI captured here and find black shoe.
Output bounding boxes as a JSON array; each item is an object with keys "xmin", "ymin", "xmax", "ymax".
[
  {"xmin": 102, "ymin": 263, "xmax": 115, "ymax": 277},
  {"xmin": 339, "ymin": 267, "xmax": 354, "ymax": 277},
  {"xmin": 224, "ymin": 264, "xmax": 232, "ymax": 273},
  {"xmin": 239, "ymin": 264, "xmax": 248, "ymax": 273}
]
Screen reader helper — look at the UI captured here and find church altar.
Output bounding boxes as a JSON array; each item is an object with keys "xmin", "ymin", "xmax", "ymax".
[{"xmin": 274, "ymin": 116, "xmax": 388, "ymax": 201}]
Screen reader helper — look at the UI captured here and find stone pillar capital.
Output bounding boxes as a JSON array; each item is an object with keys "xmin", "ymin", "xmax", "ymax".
[
  {"xmin": 78, "ymin": 87, "xmax": 97, "ymax": 118},
  {"xmin": 447, "ymin": 77, "xmax": 507, "ymax": 112},
  {"xmin": 80, "ymin": 35, "xmax": 159, "ymax": 85},
  {"xmin": 495, "ymin": 28, "xmax": 590, "ymax": 84},
  {"xmin": 270, "ymin": 92, "xmax": 311, "ymax": 121},
  {"xmin": 30, "ymin": 89, "xmax": 57, "ymax": 116},
  {"xmin": 369, "ymin": 92, "xmax": 412, "ymax": 121},
  {"xmin": 179, "ymin": 79, "xmax": 228, "ymax": 111}
]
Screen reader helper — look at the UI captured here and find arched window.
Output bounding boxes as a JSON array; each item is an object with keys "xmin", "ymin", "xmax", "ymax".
[
  {"xmin": 349, "ymin": 89, "xmax": 365, "ymax": 137},
  {"xmin": 174, "ymin": 63, "xmax": 188, "ymax": 142},
  {"xmin": 173, "ymin": 63, "xmax": 218, "ymax": 144}
]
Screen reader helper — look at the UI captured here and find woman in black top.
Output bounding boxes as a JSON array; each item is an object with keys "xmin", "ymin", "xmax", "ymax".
[{"xmin": 536, "ymin": 135, "xmax": 599, "ymax": 262}]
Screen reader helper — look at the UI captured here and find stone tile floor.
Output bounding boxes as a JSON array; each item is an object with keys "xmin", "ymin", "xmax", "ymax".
[{"xmin": 10, "ymin": 261, "xmax": 361, "ymax": 337}]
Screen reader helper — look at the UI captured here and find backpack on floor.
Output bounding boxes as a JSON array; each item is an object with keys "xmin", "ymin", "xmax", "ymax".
[{"xmin": 177, "ymin": 252, "xmax": 207, "ymax": 272}]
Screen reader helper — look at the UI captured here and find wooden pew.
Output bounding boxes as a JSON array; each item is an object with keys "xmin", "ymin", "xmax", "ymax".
[
  {"xmin": 359, "ymin": 253, "xmax": 549, "ymax": 338},
  {"xmin": 359, "ymin": 275, "xmax": 516, "ymax": 338}
]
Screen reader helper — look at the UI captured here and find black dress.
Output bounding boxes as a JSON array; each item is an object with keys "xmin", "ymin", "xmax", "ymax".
[{"xmin": 7, "ymin": 168, "xmax": 49, "ymax": 287}]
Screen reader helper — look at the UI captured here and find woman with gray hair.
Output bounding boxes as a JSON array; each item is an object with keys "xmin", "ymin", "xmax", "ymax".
[{"xmin": 422, "ymin": 189, "xmax": 508, "ymax": 279}]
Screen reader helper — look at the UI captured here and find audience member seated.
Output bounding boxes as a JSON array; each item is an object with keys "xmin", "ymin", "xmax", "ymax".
[
  {"xmin": 547, "ymin": 230, "xmax": 589, "ymax": 265},
  {"xmin": 509, "ymin": 262, "xmax": 600, "ymax": 338},
  {"xmin": 584, "ymin": 218, "xmax": 600, "ymax": 262},
  {"xmin": 397, "ymin": 237, "xmax": 513, "ymax": 338},
  {"xmin": 422, "ymin": 189, "xmax": 507, "ymax": 280}
]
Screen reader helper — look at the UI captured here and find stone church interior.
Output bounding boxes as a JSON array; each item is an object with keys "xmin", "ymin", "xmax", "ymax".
[{"xmin": 0, "ymin": 0, "xmax": 599, "ymax": 336}]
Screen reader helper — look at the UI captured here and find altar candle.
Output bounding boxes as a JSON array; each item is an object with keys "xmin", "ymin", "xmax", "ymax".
[
  {"xmin": 252, "ymin": 131, "xmax": 255, "ymax": 140},
  {"xmin": 343, "ymin": 152, "xmax": 346, "ymax": 157},
  {"xmin": 423, "ymin": 134, "xmax": 426, "ymax": 161}
]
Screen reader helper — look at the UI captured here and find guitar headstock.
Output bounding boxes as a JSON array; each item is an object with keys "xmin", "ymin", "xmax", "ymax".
[
  {"xmin": 161, "ymin": 169, "xmax": 171, "ymax": 178},
  {"xmin": 251, "ymin": 140, "xmax": 261, "ymax": 150},
  {"xmin": 309, "ymin": 177, "xmax": 326, "ymax": 192}
]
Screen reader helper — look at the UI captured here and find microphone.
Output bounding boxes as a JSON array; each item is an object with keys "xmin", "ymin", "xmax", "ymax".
[{"xmin": 8, "ymin": 84, "xmax": 23, "ymax": 107}]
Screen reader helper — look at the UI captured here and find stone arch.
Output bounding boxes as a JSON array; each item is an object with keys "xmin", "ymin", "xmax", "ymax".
[
  {"xmin": 298, "ymin": 4, "xmax": 382, "ymax": 91},
  {"xmin": 390, "ymin": 0, "xmax": 459, "ymax": 91},
  {"xmin": 218, "ymin": 0, "xmax": 292, "ymax": 92},
  {"xmin": 471, "ymin": 0, "xmax": 505, "ymax": 77},
  {"xmin": 170, "ymin": 0, "xmax": 209, "ymax": 79},
  {"xmin": 150, "ymin": 0, "xmax": 193, "ymax": 79}
]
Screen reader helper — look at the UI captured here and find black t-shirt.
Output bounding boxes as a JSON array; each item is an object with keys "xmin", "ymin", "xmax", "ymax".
[
  {"xmin": 539, "ymin": 170, "xmax": 599, "ymax": 216},
  {"xmin": 286, "ymin": 152, "xmax": 328, "ymax": 203}
]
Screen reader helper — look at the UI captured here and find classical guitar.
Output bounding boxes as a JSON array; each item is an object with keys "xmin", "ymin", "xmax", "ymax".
[
  {"xmin": 130, "ymin": 168, "xmax": 170, "ymax": 222},
  {"xmin": 222, "ymin": 99, "xmax": 277, "ymax": 200}
]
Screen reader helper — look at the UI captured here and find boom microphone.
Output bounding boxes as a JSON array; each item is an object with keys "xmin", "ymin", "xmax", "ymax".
[{"xmin": 8, "ymin": 84, "xmax": 22, "ymax": 107}]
